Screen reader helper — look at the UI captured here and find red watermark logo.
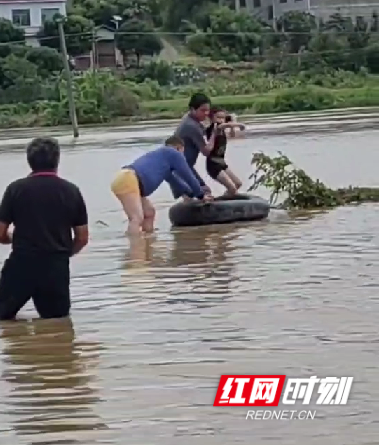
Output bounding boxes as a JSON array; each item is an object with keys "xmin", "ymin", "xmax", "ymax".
[
  {"xmin": 214, "ymin": 375, "xmax": 353, "ymax": 407},
  {"xmin": 214, "ymin": 375, "xmax": 286, "ymax": 406}
]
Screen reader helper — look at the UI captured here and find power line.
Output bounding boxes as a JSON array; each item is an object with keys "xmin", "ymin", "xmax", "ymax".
[{"xmin": 2, "ymin": 28, "xmax": 378, "ymax": 47}]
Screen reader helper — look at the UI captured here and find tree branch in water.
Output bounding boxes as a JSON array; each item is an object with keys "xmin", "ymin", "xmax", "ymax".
[{"xmin": 248, "ymin": 152, "xmax": 379, "ymax": 209}]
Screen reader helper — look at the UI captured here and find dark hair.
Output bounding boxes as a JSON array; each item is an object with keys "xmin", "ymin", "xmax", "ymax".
[
  {"xmin": 26, "ymin": 137, "xmax": 60, "ymax": 172},
  {"xmin": 165, "ymin": 135, "xmax": 184, "ymax": 147},
  {"xmin": 188, "ymin": 93, "xmax": 211, "ymax": 110},
  {"xmin": 209, "ymin": 106, "xmax": 224, "ymax": 118}
]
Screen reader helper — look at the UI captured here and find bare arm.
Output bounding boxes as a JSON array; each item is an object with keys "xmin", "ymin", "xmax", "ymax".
[
  {"xmin": 165, "ymin": 171, "xmax": 194, "ymax": 197},
  {"xmin": 0, "ymin": 185, "xmax": 13, "ymax": 244},
  {"xmin": 190, "ymin": 125, "xmax": 216, "ymax": 157},
  {"xmin": 170, "ymin": 151, "xmax": 205, "ymax": 199},
  {"xmin": 203, "ymin": 130, "xmax": 216, "ymax": 155},
  {"xmin": 71, "ymin": 189, "xmax": 89, "ymax": 257},
  {"xmin": 0, "ymin": 222, "xmax": 11, "ymax": 244},
  {"xmin": 219, "ymin": 122, "xmax": 245, "ymax": 131},
  {"xmin": 72, "ymin": 225, "xmax": 88, "ymax": 256}
]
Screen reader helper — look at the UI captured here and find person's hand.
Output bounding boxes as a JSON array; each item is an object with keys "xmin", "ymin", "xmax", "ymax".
[
  {"xmin": 202, "ymin": 194, "xmax": 214, "ymax": 202},
  {"xmin": 201, "ymin": 185, "xmax": 212, "ymax": 195},
  {"xmin": 239, "ymin": 123, "xmax": 246, "ymax": 131}
]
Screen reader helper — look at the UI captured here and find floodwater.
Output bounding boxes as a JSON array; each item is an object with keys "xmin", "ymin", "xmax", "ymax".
[{"xmin": 0, "ymin": 111, "xmax": 379, "ymax": 444}]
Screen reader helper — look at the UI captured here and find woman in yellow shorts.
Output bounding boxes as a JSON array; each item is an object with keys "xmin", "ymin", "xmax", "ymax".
[{"xmin": 111, "ymin": 136, "xmax": 212, "ymax": 236}]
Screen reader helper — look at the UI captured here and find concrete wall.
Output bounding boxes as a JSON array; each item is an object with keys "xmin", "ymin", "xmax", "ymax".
[
  {"xmin": 247, "ymin": 0, "xmax": 379, "ymax": 21},
  {"xmin": 0, "ymin": 1, "xmax": 66, "ymax": 37}
]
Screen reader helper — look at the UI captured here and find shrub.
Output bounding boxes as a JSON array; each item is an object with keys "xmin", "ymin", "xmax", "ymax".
[{"xmin": 273, "ymin": 87, "xmax": 335, "ymax": 112}]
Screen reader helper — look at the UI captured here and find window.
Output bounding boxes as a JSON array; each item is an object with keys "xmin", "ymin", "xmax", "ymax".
[
  {"xmin": 280, "ymin": 0, "xmax": 287, "ymax": 3},
  {"xmin": 240, "ymin": 0, "xmax": 246, "ymax": 7},
  {"xmin": 268, "ymin": 5, "xmax": 273, "ymax": 20},
  {"xmin": 253, "ymin": 0, "xmax": 261, "ymax": 7},
  {"xmin": 41, "ymin": 8, "xmax": 60, "ymax": 24},
  {"xmin": 12, "ymin": 9, "xmax": 31, "ymax": 27}
]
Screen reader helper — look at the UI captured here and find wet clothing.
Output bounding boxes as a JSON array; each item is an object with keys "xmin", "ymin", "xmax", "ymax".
[
  {"xmin": 0, "ymin": 172, "xmax": 88, "ymax": 320},
  {"xmin": 122, "ymin": 146, "xmax": 205, "ymax": 199},
  {"xmin": 111, "ymin": 169, "xmax": 143, "ymax": 197},
  {"xmin": 205, "ymin": 123, "xmax": 229, "ymax": 180},
  {"xmin": 169, "ymin": 113, "xmax": 209, "ymax": 199},
  {"xmin": 0, "ymin": 254, "xmax": 70, "ymax": 319}
]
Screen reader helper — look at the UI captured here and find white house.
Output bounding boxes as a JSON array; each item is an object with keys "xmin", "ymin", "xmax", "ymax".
[
  {"xmin": 247, "ymin": 0, "xmax": 379, "ymax": 23},
  {"xmin": 0, "ymin": 0, "xmax": 66, "ymax": 44}
]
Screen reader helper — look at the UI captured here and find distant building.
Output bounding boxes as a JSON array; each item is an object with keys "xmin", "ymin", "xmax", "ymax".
[
  {"xmin": 0, "ymin": 0, "xmax": 67, "ymax": 44},
  {"xmin": 247, "ymin": 0, "xmax": 379, "ymax": 22},
  {"xmin": 74, "ymin": 26, "xmax": 124, "ymax": 70},
  {"xmin": 0, "ymin": 2, "xmax": 124, "ymax": 69}
]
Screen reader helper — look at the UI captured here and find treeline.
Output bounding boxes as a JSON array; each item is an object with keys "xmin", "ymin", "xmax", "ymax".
[
  {"xmin": 1, "ymin": 0, "xmax": 379, "ymax": 71},
  {"xmin": 1, "ymin": 0, "xmax": 379, "ymax": 125}
]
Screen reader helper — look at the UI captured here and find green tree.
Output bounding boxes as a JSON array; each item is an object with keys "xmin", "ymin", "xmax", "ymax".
[
  {"xmin": 366, "ymin": 43, "xmax": 379, "ymax": 73},
  {"xmin": 72, "ymin": 0, "xmax": 118, "ymax": 27},
  {"xmin": 116, "ymin": 0, "xmax": 152, "ymax": 21},
  {"xmin": 322, "ymin": 13, "xmax": 370, "ymax": 71},
  {"xmin": 324, "ymin": 13, "xmax": 352, "ymax": 32},
  {"xmin": 26, "ymin": 46, "xmax": 63, "ymax": 76},
  {"xmin": 0, "ymin": 18, "xmax": 25, "ymax": 43},
  {"xmin": 164, "ymin": 0, "xmax": 219, "ymax": 32},
  {"xmin": 116, "ymin": 18, "xmax": 162, "ymax": 66},
  {"xmin": 306, "ymin": 32, "xmax": 352, "ymax": 71},
  {"xmin": 276, "ymin": 11, "xmax": 317, "ymax": 54},
  {"xmin": 187, "ymin": 7, "xmax": 261, "ymax": 62},
  {"xmin": 0, "ymin": 43, "xmax": 26, "ymax": 58},
  {"xmin": 37, "ymin": 14, "xmax": 94, "ymax": 57},
  {"xmin": 0, "ymin": 54, "xmax": 38, "ymax": 89},
  {"xmin": 70, "ymin": 0, "xmax": 159, "ymax": 26}
]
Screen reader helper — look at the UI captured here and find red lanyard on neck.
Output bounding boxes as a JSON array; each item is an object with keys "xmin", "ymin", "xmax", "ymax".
[{"xmin": 29, "ymin": 172, "xmax": 58, "ymax": 177}]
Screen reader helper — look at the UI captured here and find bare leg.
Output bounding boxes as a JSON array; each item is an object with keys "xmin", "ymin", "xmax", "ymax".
[
  {"xmin": 225, "ymin": 168, "xmax": 242, "ymax": 190},
  {"xmin": 116, "ymin": 193, "xmax": 144, "ymax": 236},
  {"xmin": 129, "ymin": 235, "xmax": 148, "ymax": 266},
  {"xmin": 141, "ymin": 197, "xmax": 156, "ymax": 233},
  {"xmin": 215, "ymin": 170, "xmax": 238, "ymax": 196}
]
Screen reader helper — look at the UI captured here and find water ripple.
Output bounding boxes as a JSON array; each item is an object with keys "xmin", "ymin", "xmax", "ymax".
[{"xmin": 0, "ymin": 127, "xmax": 379, "ymax": 443}]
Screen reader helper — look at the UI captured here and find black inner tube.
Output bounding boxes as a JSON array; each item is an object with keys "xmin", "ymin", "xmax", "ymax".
[
  {"xmin": 169, "ymin": 193, "xmax": 270, "ymax": 227},
  {"xmin": 212, "ymin": 194, "xmax": 252, "ymax": 202}
]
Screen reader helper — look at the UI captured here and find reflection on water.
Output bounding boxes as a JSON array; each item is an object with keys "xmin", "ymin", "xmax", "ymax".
[
  {"xmin": 167, "ymin": 226, "xmax": 236, "ymax": 267},
  {"xmin": 0, "ymin": 319, "xmax": 106, "ymax": 444},
  {"xmin": 121, "ymin": 225, "xmax": 240, "ymax": 308},
  {"xmin": 1, "ymin": 126, "xmax": 379, "ymax": 444}
]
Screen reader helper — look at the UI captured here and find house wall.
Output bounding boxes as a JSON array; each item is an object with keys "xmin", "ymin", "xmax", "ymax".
[
  {"xmin": 0, "ymin": 0, "xmax": 66, "ymax": 36},
  {"xmin": 247, "ymin": 0, "xmax": 379, "ymax": 22}
]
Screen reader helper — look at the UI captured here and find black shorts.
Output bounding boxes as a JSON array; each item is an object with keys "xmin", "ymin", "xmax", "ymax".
[
  {"xmin": 206, "ymin": 159, "xmax": 228, "ymax": 180},
  {"xmin": 135, "ymin": 172, "xmax": 145, "ymax": 197},
  {"xmin": 0, "ymin": 253, "xmax": 71, "ymax": 320}
]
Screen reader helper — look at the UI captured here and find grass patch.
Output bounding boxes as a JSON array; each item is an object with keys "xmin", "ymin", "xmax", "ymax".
[{"xmin": 141, "ymin": 86, "xmax": 379, "ymax": 116}]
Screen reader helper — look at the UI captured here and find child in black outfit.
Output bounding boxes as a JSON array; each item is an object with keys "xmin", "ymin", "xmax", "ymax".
[{"xmin": 205, "ymin": 107, "xmax": 245, "ymax": 196}]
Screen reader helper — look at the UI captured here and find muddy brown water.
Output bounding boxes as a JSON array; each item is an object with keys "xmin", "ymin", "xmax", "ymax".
[{"xmin": 0, "ymin": 117, "xmax": 379, "ymax": 444}]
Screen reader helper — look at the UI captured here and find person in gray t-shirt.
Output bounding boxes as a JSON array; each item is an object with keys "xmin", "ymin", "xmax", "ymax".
[{"xmin": 167, "ymin": 93, "xmax": 216, "ymax": 200}]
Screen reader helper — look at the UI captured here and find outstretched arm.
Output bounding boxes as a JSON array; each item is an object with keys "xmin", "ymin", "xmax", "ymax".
[
  {"xmin": 165, "ymin": 171, "xmax": 194, "ymax": 198},
  {"xmin": 219, "ymin": 122, "xmax": 245, "ymax": 131},
  {"xmin": 169, "ymin": 151, "xmax": 205, "ymax": 199}
]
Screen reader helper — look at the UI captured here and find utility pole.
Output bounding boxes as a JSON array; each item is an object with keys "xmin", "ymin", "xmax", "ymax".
[
  {"xmin": 56, "ymin": 17, "xmax": 79, "ymax": 138},
  {"xmin": 91, "ymin": 29, "xmax": 97, "ymax": 71},
  {"xmin": 272, "ymin": 0, "xmax": 277, "ymax": 32}
]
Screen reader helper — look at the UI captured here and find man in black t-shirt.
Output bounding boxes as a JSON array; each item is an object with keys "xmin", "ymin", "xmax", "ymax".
[{"xmin": 0, "ymin": 137, "xmax": 89, "ymax": 320}]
